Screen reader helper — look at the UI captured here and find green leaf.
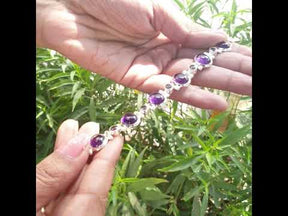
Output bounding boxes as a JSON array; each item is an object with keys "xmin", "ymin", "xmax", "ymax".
[
  {"xmin": 88, "ymin": 97, "xmax": 96, "ymax": 121},
  {"xmin": 207, "ymin": 111, "xmax": 229, "ymax": 132},
  {"xmin": 166, "ymin": 174, "xmax": 186, "ymax": 194},
  {"xmin": 210, "ymin": 185, "xmax": 221, "ymax": 208},
  {"xmin": 191, "ymin": 133, "xmax": 207, "ymax": 150},
  {"xmin": 45, "ymin": 113, "xmax": 54, "ymax": 129},
  {"xmin": 168, "ymin": 202, "xmax": 180, "ymax": 216},
  {"xmin": 214, "ymin": 181, "xmax": 237, "ymax": 191},
  {"xmin": 206, "ymin": 152, "xmax": 214, "ymax": 167},
  {"xmin": 72, "ymin": 88, "xmax": 86, "ymax": 111},
  {"xmin": 174, "ymin": 125, "xmax": 197, "ymax": 132},
  {"xmin": 171, "ymin": 100, "xmax": 178, "ymax": 119},
  {"xmin": 70, "ymin": 70, "xmax": 76, "ymax": 81},
  {"xmin": 219, "ymin": 125, "xmax": 251, "ymax": 146},
  {"xmin": 120, "ymin": 149, "xmax": 133, "ymax": 177},
  {"xmin": 200, "ymin": 188, "xmax": 209, "ymax": 216},
  {"xmin": 208, "ymin": 0, "xmax": 219, "ymax": 14},
  {"xmin": 71, "ymin": 81, "xmax": 81, "ymax": 97},
  {"xmin": 42, "ymin": 73, "xmax": 70, "ymax": 83},
  {"xmin": 70, "ymin": 106, "xmax": 88, "ymax": 119},
  {"xmin": 126, "ymin": 178, "xmax": 168, "ymax": 192},
  {"xmin": 126, "ymin": 147, "xmax": 148, "ymax": 178},
  {"xmin": 191, "ymin": 193, "xmax": 201, "ymax": 216},
  {"xmin": 48, "ymin": 80, "xmax": 74, "ymax": 91},
  {"xmin": 188, "ymin": 1, "xmax": 205, "ymax": 16},
  {"xmin": 141, "ymin": 156, "xmax": 179, "ymax": 176},
  {"xmin": 139, "ymin": 187, "xmax": 170, "ymax": 201},
  {"xmin": 159, "ymin": 155, "xmax": 204, "ymax": 172},
  {"xmin": 183, "ymin": 186, "xmax": 203, "ymax": 202},
  {"xmin": 128, "ymin": 192, "xmax": 147, "ymax": 216},
  {"xmin": 174, "ymin": 0, "xmax": 185, "ymax": 10},
  {"xmin": 230, "ymin": 155, "xmax": 246, "ymax": 174}
]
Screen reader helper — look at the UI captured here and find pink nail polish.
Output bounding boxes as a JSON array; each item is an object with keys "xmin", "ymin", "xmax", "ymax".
[{"xmin": 57, "ymin": 134, "xmax": 90, "ymax": 158}]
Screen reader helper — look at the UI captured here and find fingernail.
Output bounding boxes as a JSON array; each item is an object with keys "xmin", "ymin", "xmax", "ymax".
[{"xmin": 57, "ymin": 133, "xmax": 90, "ymax": 159}]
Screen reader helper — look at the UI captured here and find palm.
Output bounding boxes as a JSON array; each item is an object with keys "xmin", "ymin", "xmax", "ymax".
[{"xmin": 40, "ymin": 0, "xmax": 252, "ymax": 110}]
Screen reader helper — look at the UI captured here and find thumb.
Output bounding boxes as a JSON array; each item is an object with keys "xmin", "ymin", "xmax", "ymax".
[
  {"xmin": 36, "ymin": 133, "xmax": 90, "ymax": 211},
  {"xmin": 152, "ymin": 0, "xmax": 227, "ymax": 48}
]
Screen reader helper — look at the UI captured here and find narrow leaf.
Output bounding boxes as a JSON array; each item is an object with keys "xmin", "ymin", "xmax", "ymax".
[
  {"xmin": 158, "ymin": 155, "xmax": 204, "ymax": 172},
  {"xmin": 127, "ymin": 178, "xmax": 168, "ymax": 192},
  {"xmin": 72, "ymin": 88, "xmax": 86, "ymax": 111},
  {"xmin": 183, "ymin": 186, "xmax": 202, "ymax": 202}
]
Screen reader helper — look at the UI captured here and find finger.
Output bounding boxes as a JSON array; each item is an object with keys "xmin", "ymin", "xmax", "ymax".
[
  {"xmin": 177, "ymin": 49, "xmax": 252, "ymax": 76},
  {"xmin": 78, "ymin": 121, "xmax": 100, "ymax": 136},
  {"xmin": 36, "ymin": 133, "xmax": 90, "ymax": 211},
  {"xmin": 77, "ymin": 136, "xmax": 124, "ymax": 195},
  {"xmin": 152, "ymin": 0, "xmax": 227, "ymax": 48},
  {"xmin": 123, "ymin": 46, "xmax": 227, "ymax": 110},
  {"xmin": 63, "ymin": 136, "xmax": 124, "ymax": 215},
  {"xmin": 64, "ymin": 121, "xmax": 100, "ymax": 194},
  {"xmin": 54, "ymin": 119, "xmax": 79, "ymax": 150},
  {"xmin": 232, "ymin": 43, "xmax": 252, "ymax": 57},
  {"xmin": 165, "ymin": 58, "xmax": 252, "ymax": 96},
  {"xmin": 137, "ymin": 73, "xmax": 228, "ymax": 111},
  {"xmin": 178, "ymin": 42, "xmax": 252, "ymax": 58}
]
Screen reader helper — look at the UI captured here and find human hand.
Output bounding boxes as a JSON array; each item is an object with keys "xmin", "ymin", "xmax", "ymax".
[
  {"xmin": 36, "ymin": 0, "xmax": 252, "ymax": 111},
  {"xmin": 36, "ymin": 119, "xmax": 124, "ymax": 215}
]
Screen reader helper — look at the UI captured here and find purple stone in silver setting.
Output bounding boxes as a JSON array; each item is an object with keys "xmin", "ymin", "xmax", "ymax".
[
  {"xmin": 90, "ymin": 134, "xmax": 107, "ymax": 149},
  {"xmin": 195, "ymin": 53, "xmax": 212, "ymax": 66},
  {"xmin": 216, "ymin": 41, "xmax": 231, "ymax": 49},
  {"xmin": 109, "ymin": 125, "xmax": 122, "ymax": 135},
  {"xmin": 173, "ymin": 73, "xmax": 190, "ymax": 85},
  {"xmin": 110, "ymin": 125, "xmax": 118, "ymax": 131},
  {"xmin": 149, "ymin": 92, "xmax": 165, "ymax": 105},
  {"xmin": 121, "ymin": 112, "xmax": 140, "ymax": 127}
]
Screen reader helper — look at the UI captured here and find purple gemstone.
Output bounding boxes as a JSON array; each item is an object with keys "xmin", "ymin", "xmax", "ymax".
[
  {"xmin": 174, "ymin": 73, "xmax": 189, "ymax": 85},
  {"xmin": 121, "ymin": 113, "xmax": 138, "ymax": 126},
  {"xmin": 216, "ymin": 41, "xmax": 230, "ymax": 49},
  {"xmin": 90, "ymin": 134, "xmax": 105, "ymax": 148},
  {"xmin": 195, "ymin": 54, "xmax": 211, "ymax": 65},
  {"xmin": 149, "ymin": 93, "xmax": 165, "ymax": 105},
  {"xmin": 110, "ymin": 125, "xmax": 118, "ymax": 131}
]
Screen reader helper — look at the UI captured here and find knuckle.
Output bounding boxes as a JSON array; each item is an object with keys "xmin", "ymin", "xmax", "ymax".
[
  {"xmin": 36, "ymin": 163, "xmax": 63, "ymax": 188},
  {"xmin": 97, "ymin": 193, "xmax": 108, "ymax": 203}
]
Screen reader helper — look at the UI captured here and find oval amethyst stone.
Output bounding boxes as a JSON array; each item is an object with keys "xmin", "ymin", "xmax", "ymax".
[
  {"xmin": 90, "ymin": 134, "xmax": 105, "ymax": 148},
  {"xmin": 216, "ymin": 41, "xmax": 230, "ymax": 49},
  {"xmin": 174, "ymin": 73, "xmax": 189, "ymax": 85},
  {"xmin": 121, "ymin": 113, "xmax": 138, "ymax": 126},
  {"xmin": 195, "ymin": 54, "xmax": 211, "ymax": 65},
  {"xmin": 149, "ymin": 93, "xmax": 165, "ymax": 105}
]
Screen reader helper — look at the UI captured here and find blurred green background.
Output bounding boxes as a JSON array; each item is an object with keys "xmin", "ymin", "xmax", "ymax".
[{"xmin": 36, "ymin": 0, "xmax": 252, "ymax": 215}]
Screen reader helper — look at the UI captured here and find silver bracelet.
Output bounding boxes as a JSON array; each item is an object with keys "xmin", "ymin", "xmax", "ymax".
[{"xmin": 88, "ymin": 41, "xmax": 232, "ymax": 155}]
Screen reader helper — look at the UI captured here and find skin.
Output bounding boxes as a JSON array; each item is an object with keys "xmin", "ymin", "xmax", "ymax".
[
  {"xmin": 37, "ymin": 0, "xmax": 252, "ymax": 111},
  {"xmin": 36, "ymin": 0, "xmax": 252, "ymax": 215},
  {"xmin": 36, "ymin": 120, "xmax": 124, "ymax": 215}
]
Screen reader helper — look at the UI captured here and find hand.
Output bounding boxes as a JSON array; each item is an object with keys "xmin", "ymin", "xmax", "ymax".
[
  {"xmin": 37, "ymin": 0, "xmax": 252, "ymax": 111},
  {"xmin": 36, "ymin": 119, "xmax": 124, "ymax": 215}
]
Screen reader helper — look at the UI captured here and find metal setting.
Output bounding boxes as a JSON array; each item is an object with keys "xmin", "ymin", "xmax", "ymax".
[{"xmin": 87, "ymin": 41, "xmax": 232, "ymax": 154}]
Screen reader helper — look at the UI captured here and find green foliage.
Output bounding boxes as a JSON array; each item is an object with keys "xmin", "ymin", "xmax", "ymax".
[{"xmin": 36, "ymin": 0, "xmax": 252, "ymax": 215}]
